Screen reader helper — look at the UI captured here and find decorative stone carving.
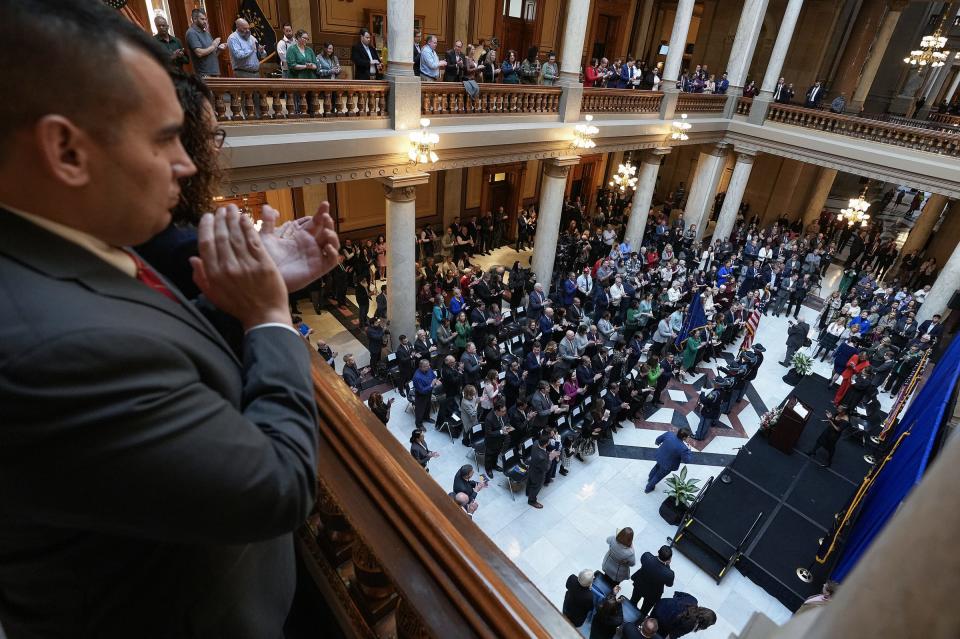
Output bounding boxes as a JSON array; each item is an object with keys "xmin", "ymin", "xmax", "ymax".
[
  {"xmin": 543, "ymin": 162, "xmax": 572, "ymax": 179},
  {"xmin": 382, "ymin": 184, "xmax": 417, "ymax": 202}
]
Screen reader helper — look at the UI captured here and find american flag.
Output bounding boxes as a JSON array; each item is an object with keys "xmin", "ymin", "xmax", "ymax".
[{"xmin": 740, "ymin": 308, "xmax": 762, "ymax": 352}]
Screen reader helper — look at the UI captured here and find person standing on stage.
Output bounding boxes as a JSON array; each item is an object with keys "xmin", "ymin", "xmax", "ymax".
[{"xmin": 806, "ymin": 406, "xmax": 850, "ymax": 467}]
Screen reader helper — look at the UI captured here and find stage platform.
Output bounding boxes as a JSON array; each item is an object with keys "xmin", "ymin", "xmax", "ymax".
[{"xmin": 672, "ymin": 373, "xmax": 877, "ymax": 611}]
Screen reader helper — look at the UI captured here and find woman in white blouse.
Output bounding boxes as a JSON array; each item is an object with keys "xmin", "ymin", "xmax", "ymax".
[{"xmin": 479, "ymin": 369, "xmax": 501, "ymax": 419}]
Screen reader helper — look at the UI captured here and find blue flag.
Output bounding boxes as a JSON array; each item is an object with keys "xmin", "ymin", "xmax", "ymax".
[{"xmin": 675, "ymin": 293, "xmax": 708, "ymax": 349}]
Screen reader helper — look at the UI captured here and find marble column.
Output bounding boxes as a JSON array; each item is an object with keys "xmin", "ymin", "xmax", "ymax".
[
  {"xmin": 659, "ymin": 0, "xmax": 696, "ymax": 120},
  {"xmin": 632, "ymin": 0, "xmax": 656, "ymax": 61},
  {"xmin": 945, "ymin": 70, "xmax": 960, "ymax": 106},
  {"xmin": 917, "ymin": 225, "xmax": 960, "ymax": 322},
  {"xmin": 830, "ymin": 0, "xmax": 889, "ymax": 105},
  {"xmin": 558, "ymin": 0, "xmax": 590, "ymax": 123},
  {"xmin": 917, "ymin": 60, "xmax": 956, "ymax": 119},
  {"xmin": 385, "ymin": 0, "xmax": 420, "ymax": 131},
  {"xmin": 685, "ymin": 144, "xmax": 729, "ymax": 242},
  {"xmin": 802, "ymin": 167, "xmax": 838, "ymax": 227},
  {"xmin": 849, "ymin": 0, "xmax": 908, "ymax": 113},
  {"xmin": 532, "ymin": 157, "xmax": 580, "ymax": 287},
  {"xmin": 624, "ymin": 148, "xmax": 671, "ymax": 249},
  {"xmin": 750, "ymin": 0, "xmax": 805, "ymax": 124},
  {"xmin": 381, "ymin": 173, "xmax": 430, "ymax": 348},
  {"xmin": 900, "ymin": 194, "xmax": 949, "ymax": 257},
  {"xmin": 722, "ymin": 0, "xmax": 770, "ymax": 117},
  {"xmin": 713, "ymin": 149, "xmax": 756, "ymax": 242}
]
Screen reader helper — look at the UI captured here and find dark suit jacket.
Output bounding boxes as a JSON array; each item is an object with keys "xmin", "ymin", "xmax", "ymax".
[
  {"xmin": 0, "ymin": 209, "xmax": 318, "ymax": 638},
  {"xmin": 562, "ymin": 574, "xmax": 594, "ymax": 627},
  {"xmin": 918, "ymin": 320, "xmax": 944, "ymax": 340},
  {"xmin": 527, "ymin": 445, "xmax": 550, "ymax": 487},
  {"xmin": 445, "ymin": 48, "xmax": 465, "ymax": 81},
  {"xmin": 631, "ymin": 552, "xmax": 675, "ymax": 599},
  {"xmin": 351, "ymin": 41, "xmax": 381, "ymax": 80}
]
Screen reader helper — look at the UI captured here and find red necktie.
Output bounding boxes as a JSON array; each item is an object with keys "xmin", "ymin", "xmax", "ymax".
[{"xmin": 125, "ymin": 250, "xmax": 181, "ymax": 305}]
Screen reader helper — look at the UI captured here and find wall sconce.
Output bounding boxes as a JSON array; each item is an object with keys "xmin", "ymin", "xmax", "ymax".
[
  {"xmin": 572, "ymin": 114, "xmax": 598, "ymax": 149},
  {"xmin": 671, "ymin": 113, "xmax": 691, "ymax": 141},
  {"xmin": 409, "ymin": 117, "xmax": 439, "ymax": 165}
]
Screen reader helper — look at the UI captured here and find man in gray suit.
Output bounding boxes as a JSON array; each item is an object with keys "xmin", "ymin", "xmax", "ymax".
[{"xmin": 0, "ymin": 2, "xmax": 336, "ymax": 637}]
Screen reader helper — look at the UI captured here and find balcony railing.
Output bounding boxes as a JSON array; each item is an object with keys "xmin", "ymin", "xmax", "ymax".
[
  {"xmin": 928, "ymin": 112, "xmax": 960, "ymax": 127},
  {"xmin": 421, "ymin": 83, "xmax": 561, "ymax": 116},
  {"xmin": 676, "ymin": 93, "xmax": 728, "ymax": 113},
  {"xmin": 581, "ymin": 88, "xmax": 663, "ymax": 114},
  {"xmin": 205, "ymin": 78, "xmax": 390, "ymax": 122},
  {"xmin": 767, "ymin": 103, "xmax": 960, "ymax": 157},
  {"xmin": 300, "ymin": 356, "xmax": 580, "ymax": 638},
  {"xmin": 736, "ymin": 96, "xmax": 753, "ymax": 116}
]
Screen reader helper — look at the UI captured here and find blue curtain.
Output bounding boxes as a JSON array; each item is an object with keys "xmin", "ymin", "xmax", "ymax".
[{"xmin": 831, "ymin": 334, "xmax": 960, "ymax": 580}]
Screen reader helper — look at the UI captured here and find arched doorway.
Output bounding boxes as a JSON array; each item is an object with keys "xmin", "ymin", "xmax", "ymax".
[{"xmin": 480, "ymin": 162, "xmax": 527, "ymax": 241}]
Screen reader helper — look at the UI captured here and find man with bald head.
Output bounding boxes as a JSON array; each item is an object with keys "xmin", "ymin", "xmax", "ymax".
[
  {"xmin": 227, "ymin": 17, "xmax": 265, "ymax": 77},
  {"xmin": 0, "ymin": 2, "xmax": 331, "ymax": 636}
]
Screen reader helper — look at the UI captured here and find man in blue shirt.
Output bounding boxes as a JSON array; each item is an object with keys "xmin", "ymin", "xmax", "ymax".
[
  {"xmin": 717, "ymin": 259, "xmax": 733, "ymax": 287},
  {"xmin": 419, "ymin": 34, "xmax": 447, "ymax": 81},
  {"xmin": 227, "ymin": 18, "xmax": 264, "ymax": 77},
  {"xmin": 560, "ymin": 272, "xmax": 577, "ymax": 307},
  {"xmin": 645, "ymin": 428, "xmax": 694, "ymax": 493},
  {"xmin": 849, "ymin": 311, "xmax": 871, "ymax": 335},
  {"xmin": 412, "ymin": 359, "xmax": 439, "ymax": 429},
  {"xmin": 714, "ymin": 72, "xmax": 729, "ymax": 94}
]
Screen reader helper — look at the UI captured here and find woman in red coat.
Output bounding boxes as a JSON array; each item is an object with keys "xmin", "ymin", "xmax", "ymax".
[
  {"xmin": 834, "ymin": 351, "xmax": 870, "ymax": 405},
  {"xmin": 584, "ymin": 58, "xmax": 600, "ymax": 87}
]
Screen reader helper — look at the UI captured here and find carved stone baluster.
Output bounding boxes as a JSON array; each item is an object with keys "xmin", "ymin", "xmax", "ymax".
[
  {"xmin": 352, "ymin": 91, "xmax": 361, "ymax": 116},
  {"xmin": 229, "ymin": 93, "xmax": 242, "ymax": 121},
  {"xmin": 311, "ymin": 92, "xmax": 322, "ymax": 118},
  {"xmin": 339, "ymin": 92, "xmax": 349, "ymax": 116},
  {"xmin": 259, "ymin": 92, "xmax": 270, "ymax": 119},
  {"xmin": 244, "ymin": 91, "xmax": 256, "ymax": 120},
  {"xmin": 351, "ymin": 539, "xmax": 398, "ymax": 620},
  {"xmin": 264, "ymin": 94, "xmax": 276, "ymax": 119},
  {"xmin": 375, "ymin": 91, "xmax": 383, "ymax": 117}
]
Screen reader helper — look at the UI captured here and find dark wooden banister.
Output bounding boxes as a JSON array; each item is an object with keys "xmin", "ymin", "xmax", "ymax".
[{"xmin": 305, "ymin": 354, "xmax": 580, "ymax": 638}]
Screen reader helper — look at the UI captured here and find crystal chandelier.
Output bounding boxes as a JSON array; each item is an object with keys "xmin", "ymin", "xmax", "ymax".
[
  {"xmin": 609, "ymin": 160, "xmax": 638, "ymax": 192},
  {"xmin": 408, "ymin": 118, "xmax": 439, "ymax": 165},
  {"xmin": 671, "ymin": 113, "xmax": 692, "ymax": 141},
  {"xmin": 904, "ymin": 3, "xmax": 952, "ymax": 68},
  {"xmin": 572, "ymin": 114, "xmax": 598, "ymax": 149},
  {"xmin": 838, "ymin": 188, "xmax": 871, "ymax": 227}
]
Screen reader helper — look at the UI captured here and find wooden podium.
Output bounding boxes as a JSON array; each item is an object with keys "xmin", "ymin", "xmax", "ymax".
[{"xmin": 769, "ymin": 397, "xmax": 811, "ymax": 454}]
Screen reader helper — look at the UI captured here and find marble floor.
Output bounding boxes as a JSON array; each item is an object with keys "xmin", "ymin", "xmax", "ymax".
[{"xmin": 307, "ymin": 256, "xmax": 902, "ymax": 638}]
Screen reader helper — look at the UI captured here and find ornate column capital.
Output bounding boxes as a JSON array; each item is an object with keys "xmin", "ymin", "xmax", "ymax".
[
  {"xmin": 734, "ymin": 148, "xmax": 758, "ymax": 163},
  {"xmin": 705, "ymin": 142, "xmax": 731, "ymax": 158},
  {"xmin": 543, "ymin": 155, "xmax": 580, "ymax": 179},
  {"xmin": 380, "ymin": 172, "xmax": 431, "ymax": 202},
  {"xmin": 643, "ymin": 147, "xmax": 672, "ymax": 164}
]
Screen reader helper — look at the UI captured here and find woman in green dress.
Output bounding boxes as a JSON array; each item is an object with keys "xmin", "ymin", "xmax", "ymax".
[
  {"xmin": 287, "ymin": 30, "xmax": 318, "ymax": 79},
  {"xmin": 680, "ymin": 328, "xmax": 702, "ymax": 375},
  {"xmin": 454, "ymin": 311, "xmax": 471, "ymax": 357},
  {"xmin": 838, "ymin": 267, "xmax": 858, "ymax": 298}
]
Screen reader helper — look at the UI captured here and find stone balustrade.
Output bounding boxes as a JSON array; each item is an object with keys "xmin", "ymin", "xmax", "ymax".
[
  {"xmin": 767, "ymin": 103, "xmax": 960, "ymax": 157},
  {"xmin": 736, "ymin": 96, "xmax": 753, "ymax": 116},
  {"xmin": 420, "ymin": 83, "xmax": 561, "ymax": 116},
  {"xmin": 928, "ymin": 112, "xmax": 960, "ymax": 127},
  {"xmin": 205, "ymin": 78, "xmax": 389, "ymax": 122},
  {"xmin": 676, "ymin": 93, "xmax": 728, "ymax": 113},
  {"xmin": 581, "ymin": 88, "xmax": 663, "ymax": 114}
]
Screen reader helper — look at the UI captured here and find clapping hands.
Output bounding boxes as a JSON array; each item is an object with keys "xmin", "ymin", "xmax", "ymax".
[{"xmin": 258, "ymin": 202, "xmax": 341, "ymax": 292}]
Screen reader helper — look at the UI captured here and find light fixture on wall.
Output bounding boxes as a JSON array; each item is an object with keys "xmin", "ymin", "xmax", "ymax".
[
  {"xmin": 671, "ymin": 113, "xmax": 692, "ymax": 141},
  {"xmin": 838, "ymin": 187, "xmax": 871, "ymax": 227},
  {"xmin": 609, "ymin": 160, "xmax": 638, "ymax": 192},
  {"xmin": 904, "ymin": 3, "xmax": 952, "ymax": 68},
  {"xmin": 408, "ymin": 118, "xmax": 439, "ymax": 165},
  {"xmin": 572, "ymin": 114, "xmax": 598, "ymax": 149}
]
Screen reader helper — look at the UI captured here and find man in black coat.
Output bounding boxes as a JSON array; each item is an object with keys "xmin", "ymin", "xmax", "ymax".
[
  {"xmin": 561, "ymin": 570, "xmax": 596, "ymax": 628},
  {"xmin": 526, "ymin": 434, "xmax": 556, "ymax": 508},
  {"xmin": 782, "ymin": 318, "xmax": 809, "ymax": 366},
  {"xmin": 350, "ymin": 28, "xmax": 382, "ymax": 80},
  {"xmin": 630, "ymin": 545, "xmax": 676, "ymax": 618},
  {"xmin": 917, "ymin": 314, "xmax": 944, "ymax": 344},
  {"xmin": 444, "ymin": 39, "xmax": 466, "ymax": 82},
  {"xmin": 622, "ymin": 618, "xmax": 664, "ymax": 639}
]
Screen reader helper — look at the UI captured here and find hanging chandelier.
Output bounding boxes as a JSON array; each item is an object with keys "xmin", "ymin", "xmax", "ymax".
[
  {"xmin": 408, "ymin": 118, "xmax": 439, "ymax": 165},
  {"xmin": 904, "ymin": 3, "xmax": 952, "ymax": 68},
  {"xmin": 572, "ymin": 114, "xmax": 598, "ymax": 149},
  {"xmin": 609, "ymin": 160, "xmax": 638, "ymax": 192},
  {"xmin": 838, "ymin": 188, "xmax": 871, "ymax": 227},
  {"xmin": 671, "ymin": 113, "xmax": 692, "ymax": 141}
]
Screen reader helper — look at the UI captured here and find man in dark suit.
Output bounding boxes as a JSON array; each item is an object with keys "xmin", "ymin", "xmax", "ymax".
[
  {"xmin": 413, "ymin": 31, "xmax": 422, "ymax": 77},
  {"xmin": 526, "ymin": 434, "xmax": 557, "ymax": 508},
  {"xmin": 630, "ymin": 545, "xmax": 676, "ymax": 617},
  {"xmin": 0, "ymin": 3, "xmax": 334, "ymax": 635},
  {"xmin": 445, "ymin": 39, "xmax": 466, "ymax": 82},
  {"xmin": 562, "ymin": 570, "xmax": 596, "ymax": 628},
  {"xmin": 622, "ymin": 617, "xmax": 663, "ymax": 639},
  {"xmin": 772, "ymin": 77, "xmax": 794, "ymax": 103},
  {"xmin": 351, "ymin": 27, "xmax": 382, "ymax": 80},
  {"xmin": 644, "ymin": 428, "xmax": 694, "ymax": 493},
  {"xmin": 917, "ymin": 314, "xmax": 944, "ymax": 343},
  {"xmin": 782, "ymin": 318, "xmax": 810, "ymax": 365},
  {"xmin": 805, "ymin": 80, "xmax": 824, "ymax": 108}
]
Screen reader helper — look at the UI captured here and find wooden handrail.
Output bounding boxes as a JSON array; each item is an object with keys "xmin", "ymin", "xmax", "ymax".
[
  {"xmin": 421, "ymin": 83, "xmax": 561, "ymax": 116},
  {"xmin": 675, "ymin": 93, "xmax": 728, "ymax": 113},
  {"xmin": 301, "ymin": 355, "xmax": 580, "ymax": 638},
  {"xmin": 581, "ymin": 88, "xmax": 663, "ymax": 114},
  {"xmin": 928, "ymin": 112, "xmax": 960, "ymax": 127},
  {"xmin": 766, "ymin": 103, "xmax": 960, "ymax": 157},
  {"xmin": 735, "ymin": 96, "xmax": 752, "ymax": 116},
  {"xmin": 204, "ymin": 78, "xmax": 390, "ymax": 122}
]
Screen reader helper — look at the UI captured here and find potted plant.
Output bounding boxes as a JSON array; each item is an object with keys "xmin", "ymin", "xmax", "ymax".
[
  {"xmin": 782, "ymin": 351, "xmax": 813, "ymax": 385},
  {"xmin": 659, "ymin": 466, "xmax": 700, "ymax": 525}
]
